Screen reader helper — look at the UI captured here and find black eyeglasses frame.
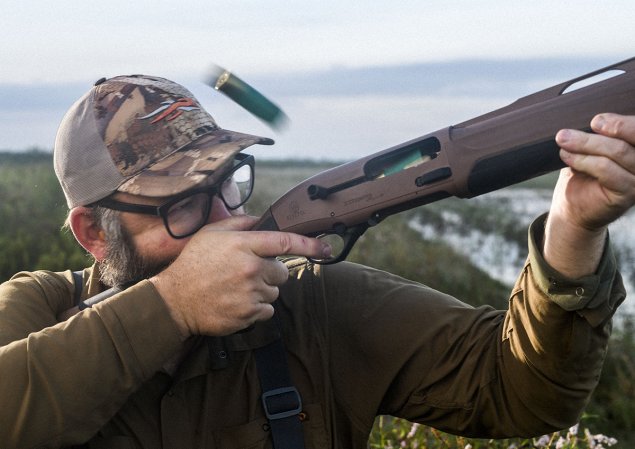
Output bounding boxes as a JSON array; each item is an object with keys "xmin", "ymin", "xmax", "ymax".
[{"xmin": 92, "ymin": 153, "xmax": 255, "ymax": 239}]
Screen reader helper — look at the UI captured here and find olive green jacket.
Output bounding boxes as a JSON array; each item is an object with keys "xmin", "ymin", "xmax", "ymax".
[{"xmin": 0, "ymin": 216, "xmax": 626, "ymax": 448}]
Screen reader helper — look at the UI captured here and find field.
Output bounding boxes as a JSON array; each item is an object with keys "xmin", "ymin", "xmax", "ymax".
[{"xmin": 1, "ymin": 151, "xmax": 634, "ymax": 448}]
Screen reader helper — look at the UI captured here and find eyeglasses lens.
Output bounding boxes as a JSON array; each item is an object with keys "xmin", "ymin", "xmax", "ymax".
[
  {"xmin": 221, "ymin": 164, "xmax": 253, "ymax": 209},
  {"xmin": 166, "ymin": 192, "xmax": 210, "ymax": 237},
  {"xmin": 164, "ymin": 157, "xmax": 253, "ymax": 237}
]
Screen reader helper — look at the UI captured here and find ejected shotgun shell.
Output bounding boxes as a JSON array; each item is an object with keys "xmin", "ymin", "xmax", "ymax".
[{"xmin": 210, "ymin": 67, "xmax": 288, "ymax": 130}]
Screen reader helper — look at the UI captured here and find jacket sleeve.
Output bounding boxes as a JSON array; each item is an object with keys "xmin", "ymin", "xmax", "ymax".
[
  {"xmin": 323, "ymin": 214, "xmax": 625, "ymax": 439},
  {"xmin": 0, "ymin": 270, "xmax": 184, "ymax": 448}
]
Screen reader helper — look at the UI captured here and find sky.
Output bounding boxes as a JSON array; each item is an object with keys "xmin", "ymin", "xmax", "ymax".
[{"xmin": 1, "ymin": 0, "xmax": 634, "ymax": 160}]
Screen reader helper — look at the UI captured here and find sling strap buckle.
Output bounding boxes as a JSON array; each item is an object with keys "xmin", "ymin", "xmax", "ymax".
[{"xmin": 261, "ymin": 386, "xmax": 302, "ymax": 420}]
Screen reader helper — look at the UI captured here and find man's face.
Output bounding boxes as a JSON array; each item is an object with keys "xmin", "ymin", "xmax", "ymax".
[
  {"xmin": 96, "ymin": 154, "xmax": 255, "ymax": 288},
  {"xmin": 99, "ymin": 192, "xmax": 235, "ymax": 288}
]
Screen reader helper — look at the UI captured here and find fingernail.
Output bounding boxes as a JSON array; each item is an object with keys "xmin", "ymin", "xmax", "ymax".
[
  {"xmin": 591, "ymin": 114, "xmax": 605, "ymax": 131},
  {"xmin": 322, "ymin": 243, "xmax": 332, "ymax": 258},
  {"xmin": 556, "ymin": 129, "xmax": 571, "ymax": 144}
]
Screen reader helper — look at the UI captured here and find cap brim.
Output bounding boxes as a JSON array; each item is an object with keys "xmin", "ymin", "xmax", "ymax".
[{"xmin": 117, "ymin": 129, "xmax": 273, "ymax": 197}]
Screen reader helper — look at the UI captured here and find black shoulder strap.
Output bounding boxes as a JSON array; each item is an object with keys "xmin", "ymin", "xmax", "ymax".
[
  {"xmin": 253, "ymin": 322, "xmax": 306, "ymax": 449},
  {"xmin": 72, "ymin": 270, "xmax": 84, "ymax": 306},
  {"xmin": 72, "ymin": 269, "xmax": 304, "ymax": 447}
]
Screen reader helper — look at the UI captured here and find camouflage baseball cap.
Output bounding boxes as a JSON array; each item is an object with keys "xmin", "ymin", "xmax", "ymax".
[{"xmin": 54, "ymin": 75, "xmax": 274, "ymax": 208}]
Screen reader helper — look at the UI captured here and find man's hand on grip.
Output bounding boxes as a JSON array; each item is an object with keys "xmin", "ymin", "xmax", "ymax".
[{"xmin": 151, "ymin": 215, "xmax": 331, "ymax": 338}]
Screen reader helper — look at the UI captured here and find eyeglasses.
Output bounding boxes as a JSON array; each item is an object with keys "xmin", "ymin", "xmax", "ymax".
[{"xmin": 94, "ymin": 153, "xmax": 255, "ymax": 239}]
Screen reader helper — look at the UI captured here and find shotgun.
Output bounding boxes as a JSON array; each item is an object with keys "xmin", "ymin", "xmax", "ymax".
[
  {"xmin": 58, "ymin": 56, "xmax": 635, "ymax": 320},
  {"xmin": 255, "ymin": 56, "xmax": 635, "ymax": 263}
]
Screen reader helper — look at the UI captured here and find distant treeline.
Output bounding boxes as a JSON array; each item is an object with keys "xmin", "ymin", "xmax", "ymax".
[
  {"xmin": 0, "ymin": 148, "xmax": 53, "ymax": 163},
  {"xmin": 0, "ymin": 150, "xmax": 515, "ymax": 307}
]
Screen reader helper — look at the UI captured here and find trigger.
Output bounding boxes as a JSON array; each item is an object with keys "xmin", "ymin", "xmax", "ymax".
[{"xmin": 330, "ymin": 223, "xmax": 369, "ymax": 264}]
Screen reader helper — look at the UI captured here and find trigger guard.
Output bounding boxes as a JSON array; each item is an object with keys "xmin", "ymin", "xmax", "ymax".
[{"xmin": 309, "ymin": 224, "xmax": 369, "ymax": 265}]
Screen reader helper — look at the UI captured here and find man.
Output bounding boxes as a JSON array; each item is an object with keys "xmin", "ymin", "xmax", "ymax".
[{"xmin": 0, "ymin": 74, "xmax": 632, "ymax": 448}]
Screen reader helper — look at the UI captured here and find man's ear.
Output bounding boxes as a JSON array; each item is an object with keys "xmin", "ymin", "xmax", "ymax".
[{"xmin": 68, "ymin": 207, "xmax": 107, "ymax": 261}]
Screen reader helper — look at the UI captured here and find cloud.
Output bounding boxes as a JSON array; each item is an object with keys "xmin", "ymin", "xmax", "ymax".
[
  {"xmin": 242, "ymin": 57, "xmax": 617, "ymax": 98},
  {"xmin": 0, "ymin": 57, "xmax": 618, "ymax": 112},
  {"xmin": 0, "ymin": 82, "xmax": 87, "ymax": 112},
  {"xmin": 0, "ymin": 56, "xmax": 624, "ymax": 158}
]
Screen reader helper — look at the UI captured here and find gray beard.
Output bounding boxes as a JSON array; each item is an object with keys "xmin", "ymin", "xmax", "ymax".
[{"xmin": 99, "ymin": 226, "xmax": 171, "ymax": 289}]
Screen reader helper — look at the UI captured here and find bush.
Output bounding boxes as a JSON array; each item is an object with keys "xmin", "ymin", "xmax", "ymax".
[
  {"xmin": 369, "ymin": 416, "xmax": 619, "ymax": 448},
  {"xmin": 0, "ymin": 151, "xmax": 88, "ymax": 282}
]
